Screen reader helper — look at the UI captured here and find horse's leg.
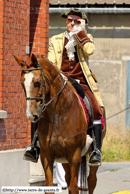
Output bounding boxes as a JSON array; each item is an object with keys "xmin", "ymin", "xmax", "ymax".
[
  {"xmin": 88, "ymin": 166, "xmax": 99, "ymax": 194},
  {"xmin": 62, "ymin": 163, "xmax": 71, "ymax": 187},
  {"xmin": 67, "ymin": 149, "xmax": 81, "ymax": 194},
  {"xmin": 40, "ymin": 149, "xmax": 54, "ymax": 194}
]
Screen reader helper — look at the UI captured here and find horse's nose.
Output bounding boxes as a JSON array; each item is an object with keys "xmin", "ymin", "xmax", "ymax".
[{"xmin": 33, "ymin": 115, "xmax": 39, "ymax": 121}]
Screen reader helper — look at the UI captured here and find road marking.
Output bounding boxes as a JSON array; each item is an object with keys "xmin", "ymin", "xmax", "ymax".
[{"xmin": 112, "ymin": 191, "xmax": 130, "ymax": 194}]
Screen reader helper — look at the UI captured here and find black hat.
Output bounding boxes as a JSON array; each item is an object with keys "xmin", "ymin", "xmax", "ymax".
[{"xmin": 61, "ymin": 8, "xmax": 88, "ymax": 24}]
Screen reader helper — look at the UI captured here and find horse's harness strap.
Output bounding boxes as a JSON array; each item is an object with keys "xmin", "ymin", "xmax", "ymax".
[
  {"xmin": 22, "ymin": 67, "xmax": 42, "ymax": 71},
  {"xmin": 22, "ymin": 61, "xmax": 47, "ymax": 107},
  {"xmin": 64, "ymin": 124, "xmax": 94, "ymax": 142},
  {"xmin": 22, "ymin": 60, "xmax": 67, "ymax": 112},
  {"xmin": 42, "ymin": 80, "xmax": 67, "ymax": 112},
  {"xmin": 26, "ymin": 97, "xmax": 45, "ymax": 101}
]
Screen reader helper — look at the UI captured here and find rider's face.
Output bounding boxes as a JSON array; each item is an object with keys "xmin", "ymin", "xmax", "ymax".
[{"xmin": 66, "ymin": 15, "xmax": 81, "ymax": 32}]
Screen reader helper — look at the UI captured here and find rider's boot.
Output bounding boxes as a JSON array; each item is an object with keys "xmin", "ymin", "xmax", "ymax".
[
  {"xmin": 89, "ymin": 123, "xmax": 102, "ymax": 166},
  {"xmin": 23, "ymin": 123, "xmax": 40, "ymax": 163}
]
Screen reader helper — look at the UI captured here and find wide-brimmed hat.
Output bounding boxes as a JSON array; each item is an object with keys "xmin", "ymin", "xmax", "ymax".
[{"xmin": 61, "ymin": 8, "xmax": 88, "ymax": 24}]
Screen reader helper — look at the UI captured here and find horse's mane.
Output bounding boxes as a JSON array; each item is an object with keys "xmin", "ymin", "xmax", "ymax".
[{"xmin": 36, "ymin": 55, "xmax": 61, "ymax": 76}]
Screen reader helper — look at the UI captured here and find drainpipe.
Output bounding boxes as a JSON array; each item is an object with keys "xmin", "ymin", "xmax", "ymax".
[{"xmin": 49, "ymin": 7, "xmax": 130, "ymax": 14}]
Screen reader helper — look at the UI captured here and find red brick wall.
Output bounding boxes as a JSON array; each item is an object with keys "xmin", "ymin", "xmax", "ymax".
[
  {"xmin": 30, "ymin": 0, "xmax": 49, "ymax": 56},
  {"xmin": 0, "ymin": 0, "xmax": 49, "ymax": 151}
]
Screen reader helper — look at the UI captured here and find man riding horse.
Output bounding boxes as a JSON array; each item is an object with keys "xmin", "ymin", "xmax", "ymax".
[{"xmin": 24, "ymin": 8, "xmax": 104, "ymax": 167}]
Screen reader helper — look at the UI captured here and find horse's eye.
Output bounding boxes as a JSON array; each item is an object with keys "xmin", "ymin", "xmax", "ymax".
[{"xmin": 34, "ymin": 81, "xmax": 41, "ymax": 87}]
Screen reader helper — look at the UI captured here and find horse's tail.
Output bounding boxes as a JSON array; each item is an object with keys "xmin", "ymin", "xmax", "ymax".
[{"xmin": 80, "ymin": 155, "xmax": 87, "ymax": 193}]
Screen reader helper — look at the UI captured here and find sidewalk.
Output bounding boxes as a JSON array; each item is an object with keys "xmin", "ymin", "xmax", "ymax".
[{"xmin": 95, "ymin": 162, "xmax": 130, "ymax": 194}]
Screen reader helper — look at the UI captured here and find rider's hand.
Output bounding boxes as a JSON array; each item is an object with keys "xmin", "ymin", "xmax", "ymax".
[{"xmin": 78, "ymin": 19, "xmax": 85, "ymax": 27}]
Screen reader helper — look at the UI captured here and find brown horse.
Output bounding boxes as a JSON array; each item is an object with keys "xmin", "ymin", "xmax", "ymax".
[{"xmin": 14, "ymin": 53, "xmax": 104, "ymax": 194}]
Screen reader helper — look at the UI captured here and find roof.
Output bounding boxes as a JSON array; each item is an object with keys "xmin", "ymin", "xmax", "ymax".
[{"xmin": 49, "ymin": 0, "xmax": 130, "ymax": 5}]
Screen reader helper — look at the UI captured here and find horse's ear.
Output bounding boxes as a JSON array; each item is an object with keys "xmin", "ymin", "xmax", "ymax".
[
  {"xmin": 31, "ymin": 53, "xmax": 38, "ymax": 68},
  {"xmin": 13, "ymin": 55, "xmax": 27, "ymax": 68}
]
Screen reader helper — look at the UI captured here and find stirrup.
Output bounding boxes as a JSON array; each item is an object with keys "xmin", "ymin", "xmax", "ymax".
[
  {"xmin": 23, "ymin": 144, "xmax": 39, "ymax": 162},
  {"xmin": 88, "ymin": 149, "xmax": 102, "ymax": 167},
  {"xmin": 23, "ymin": 144, "xmax": 31, "ymax": 161}
]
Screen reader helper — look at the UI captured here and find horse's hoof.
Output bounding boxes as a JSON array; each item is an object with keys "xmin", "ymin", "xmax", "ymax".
[
  {"xmin": 62, "ymin": 187, "xmax": 67, "ymax": 190},
  {"xmin": 79, "ymin": 187, "xmax": 88, "ymax": 191}
]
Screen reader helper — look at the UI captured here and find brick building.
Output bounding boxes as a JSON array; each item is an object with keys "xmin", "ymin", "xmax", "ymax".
[
  {"xmin": 0, "ymin": 0, "xmax": 49, "ymax": 151},
  {"xmin": 0, "ymin": 0, "xmax": 49, "ymax": 187}
]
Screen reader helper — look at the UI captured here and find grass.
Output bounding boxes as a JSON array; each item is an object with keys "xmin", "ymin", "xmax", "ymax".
[{"xmin": 102, "ymin": 127, "xmax": 130, "ymax": 162}]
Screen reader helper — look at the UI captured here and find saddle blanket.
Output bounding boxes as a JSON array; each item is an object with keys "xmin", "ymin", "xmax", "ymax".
[
  {"xmin": 77, "ymin": 94, "xmax": 90, "ymax": 126},
  {"xmin": 77, "ymin": 94, "xmax": 104, "ymax": 130}
]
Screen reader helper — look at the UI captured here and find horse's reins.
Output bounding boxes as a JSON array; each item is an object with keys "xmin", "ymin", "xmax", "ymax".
[{"xmin": 22, "ymin": 60, "xmax": 67, "ymax": 112}]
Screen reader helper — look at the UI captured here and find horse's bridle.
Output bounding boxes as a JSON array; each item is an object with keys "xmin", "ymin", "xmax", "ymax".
[{"xmin": 22, "ymin": 60, "xmax": 67, "ymax": 112}]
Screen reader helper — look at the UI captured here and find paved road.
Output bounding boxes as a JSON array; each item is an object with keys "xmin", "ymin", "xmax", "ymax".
[
  {"xmin": 55, "ymin": 162, "xmax": 130, "ymax": 194},
  {"xmin": 13, "ymin": 162, "xmax": 130, "ymax": 194}
]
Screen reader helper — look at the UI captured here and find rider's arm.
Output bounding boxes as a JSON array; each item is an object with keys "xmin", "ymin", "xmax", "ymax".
[
  {"xmin": 72, "ymin": 19, "xmax": 95, "ymax": 56},
  {"xmin": 73, "ymin": 31, "xmax": 95, "ymax": 56}
]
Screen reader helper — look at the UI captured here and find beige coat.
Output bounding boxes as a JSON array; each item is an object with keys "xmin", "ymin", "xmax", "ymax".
[{"xmin": 48, "ymin": 32, "xmax": 103, "ymax": 107}]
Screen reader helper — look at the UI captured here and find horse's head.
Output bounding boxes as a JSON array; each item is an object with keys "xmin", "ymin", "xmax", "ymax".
[{"xmin": 14, "ymin": 54, "xmax": 46, "ymax": 122}]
